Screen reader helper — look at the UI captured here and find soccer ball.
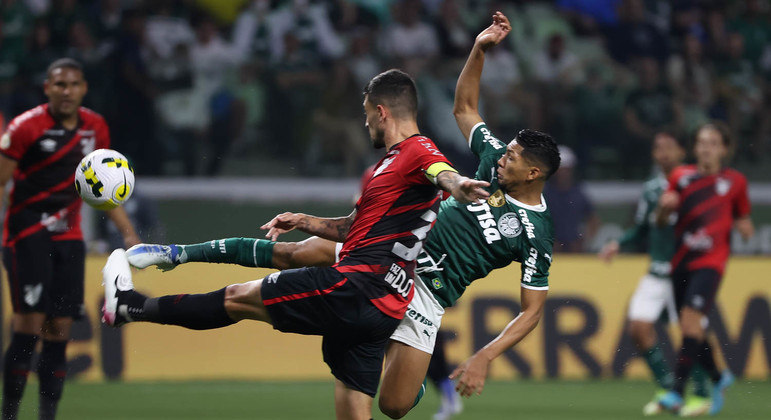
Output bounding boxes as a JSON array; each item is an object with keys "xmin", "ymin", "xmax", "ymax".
[{"xmin": 74, "ymin": 149, "xmax": 135, "ymax": 210}]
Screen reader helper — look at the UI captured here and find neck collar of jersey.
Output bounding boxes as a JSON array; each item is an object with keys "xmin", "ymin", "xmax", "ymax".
[{"xmin": 505, "ymin": 193, "xmax": 547, "ymax": 212}]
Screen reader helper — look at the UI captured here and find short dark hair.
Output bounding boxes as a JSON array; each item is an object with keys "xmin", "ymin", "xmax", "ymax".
[
  {"xmin": 46, "ymin": 58, "xmax": 84, "ymax": 79},
  {"xmin": 363, "ymin": 69, "xmax": 418, "ymax": 119},
  {"xmin": 516, "ymin": 129, "xmax": 560, "ymax": 179},
  {"xmin": 694, "ymin": 121, "xmax": 733, "ymax": 150},
  {"xmin": 655, "ymin": 131, "xmax": 687, "ymax": 150}
]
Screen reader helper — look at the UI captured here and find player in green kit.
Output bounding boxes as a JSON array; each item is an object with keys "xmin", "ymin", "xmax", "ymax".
[
  {"xmin": 599, "ymin": 133, "xmax": 713, "ymax": 416},
  {"xmin": 127, "ymin": 12, "xmax": 558, "ymax": 419}
]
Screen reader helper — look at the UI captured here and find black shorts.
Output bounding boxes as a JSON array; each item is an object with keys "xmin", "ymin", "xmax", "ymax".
[
  {"xmin": 261, "ymin": 266, "xmax": 400, "ymax": 397},
  {"xmin": 672, "ymin": 268, "xmax": 721, "ymax": 314},
  {"xmin": 3, "ymin": 232, "xmax": 86, "ymax": 318}
]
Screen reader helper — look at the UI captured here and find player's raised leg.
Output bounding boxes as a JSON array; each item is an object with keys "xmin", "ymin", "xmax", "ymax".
[
  {"xmin": 127, "ymin": 236, "xmax": 337, "ymax": 271},
  {"xmin": 102, "ymin": 248, "xmax": 265, "ymax": 329}
]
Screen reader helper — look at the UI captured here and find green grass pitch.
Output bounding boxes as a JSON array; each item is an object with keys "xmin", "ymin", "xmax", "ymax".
[{"xmin": 10, "ymin": 379, "xmax": 771, "ymax": 419}]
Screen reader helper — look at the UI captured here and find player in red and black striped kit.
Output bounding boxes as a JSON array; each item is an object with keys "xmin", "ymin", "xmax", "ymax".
[
  {"xmin": 656, "ymin": 122, "xmax": 754, "ymax": 415},
  {"xmin": 0, "ymin": 59, "xmax": 140, "ymax": 420},
  {"xmin": 101, "ymin": 69, "xmax": 489, "ymax": 420}
]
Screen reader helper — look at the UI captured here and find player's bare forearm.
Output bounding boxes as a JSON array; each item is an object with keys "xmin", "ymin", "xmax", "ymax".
[
  {"xmin": 451, "ymin": 287, "xmax": 545, "ymax": 396},
  {"xmin": 106, "ymin": 206, "xmax": 140, "ymax": 247},
  {"xmin": 296, "ymin": 212, "xmax": 355, "ymax": 243},
  {"xmin": 735, "ymin": 216, "xmax": 754, "ymax": 240},
  {"xmin": 453, "ymin": 11, "xmax": 511, "ymax": 139},
  {"xmin": 436, "ymin": 171, "xmax": 490, "ymax": 203}
]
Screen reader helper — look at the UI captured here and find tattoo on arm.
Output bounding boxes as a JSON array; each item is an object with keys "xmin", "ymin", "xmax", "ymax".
[
  {"xmin": 436, "ymin": 170, "xmax": 461, "ymax": 194},
  {"xmin": 300, "ymin": 210, "xmax": 356, "ymax": 243}
]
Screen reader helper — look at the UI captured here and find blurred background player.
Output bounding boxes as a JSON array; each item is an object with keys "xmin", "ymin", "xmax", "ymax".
[
  {"xmin": 599, "ymin": 132, "xmax": 713, "ymax": 416},
  {"xmin": 0, "ymin": 58, "xmax": 139, "ymax": 420},
  {"xmin": 657, "ymin": 121, "xmax": 754, "ymax": 416},
  {"xmin": 543, "ymin": 145, "xmax": 599, "ymax": 253},
  {"xmin": 426, "ymin": 332, "xmax": 462, "ymax": 420}
]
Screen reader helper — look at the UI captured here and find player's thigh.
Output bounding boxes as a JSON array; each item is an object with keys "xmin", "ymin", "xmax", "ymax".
[
  {"xmin": 379, "ymin": 341, "xmax": 432, "ymax": 413},
  {"xmin": 627, "ymin": 274, "xmax": 673, "ymax": 323},
  {"xmin": 3, "ymin": 233, "xmax": 54, "ymax": 317}
]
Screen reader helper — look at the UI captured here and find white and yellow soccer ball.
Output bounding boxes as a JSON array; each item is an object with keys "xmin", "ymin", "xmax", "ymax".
[{"xmin": 74, "ymin": 149, "xmax": 135, "ymax": 210}]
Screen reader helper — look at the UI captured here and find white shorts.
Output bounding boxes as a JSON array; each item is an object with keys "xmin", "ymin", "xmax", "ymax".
[
  {"xmin": 334, "ymin": 243, "xmax": 445, "ymax": 354},
  {"xmin": 627, "ymin": 274, "xmax": 678, "ymax": 323},
  {"xmin": 389, "ymin": 275, "xmax": 445, "ymax": 354}
]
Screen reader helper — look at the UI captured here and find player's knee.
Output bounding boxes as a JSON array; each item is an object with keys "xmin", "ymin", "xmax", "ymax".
[{"xmin": 378, "ymin": 395, "xmax": 411, "ymax": 419}]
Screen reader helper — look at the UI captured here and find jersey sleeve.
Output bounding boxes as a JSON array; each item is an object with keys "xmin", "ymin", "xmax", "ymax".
[
  {"xmin": 405, "ymin": 137, "xmax": 452, "ymax": 185},
  {"xmin": 0, "ymin": 118, "xmax": 33, "ymax": 161},
  {"xmin": 468, "ymin": 122, "xmax": 506, "ymax": 182},
  {"xmin": 94, "ymin": 114, "xmax": 111, "ymax": 149},
  {"xmin": 732, "ymin": 174, "xmax": 751, "ymax": 218},
  {"xmin": 520, "ymin": 237, "xmax": 551, "ymax": 290}
]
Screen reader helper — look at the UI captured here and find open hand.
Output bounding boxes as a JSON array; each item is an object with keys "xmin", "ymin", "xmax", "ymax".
[
  {"xmin": 476, "ymin": 11, "xmax": 511, "ymax": 51},
  {"xmin": 450, "ymin": 352, "xmax": 490, "ymax": 397},
  {"xmin": 260, "ymin": 212, "xmax": 306, "ymax": 241}
]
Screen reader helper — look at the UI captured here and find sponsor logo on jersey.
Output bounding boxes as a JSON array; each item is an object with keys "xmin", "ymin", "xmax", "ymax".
[
  {"xmin": 0, "ymin": 132, "xmax": 10, "ymax": 149},
  {"xmin": 479, "ymin": 127, "xmax": 505, "ymax": 149},
  {"xmin": 518, "ymin": 209, "xmax": 536, "ymax": 239},
  {"xmin": 384, "ymin": 262, "xmax": 413, "ymax": 298},
  {"xmin": 80, "ymin": 136, "xmax": 95, "ymax": 154},
  {"xmin": 498, "ymin": 212, "xmax": 523, "ymax": 238},
  {"xmin": 684, "ymin": 229, "xmax": 713, "ymax": 251},
  {"xmin": 44, "ymin": 129, "xmax": 65, "ymax": 135},
  {"xmin": 716, "ymin": 178, "xmax": 731, "ymax": 196},
  {"xmin": 487, "ymin": 190, "xmax": 505, "ymax": 207},
  {"xmin": 522, "ymin": 247, "xmax": 538, "ymax": 283},
  {"xmin": 467, "ymin": 201, "xmax": 501, "ymax": 244},
  {"xmin": 40, "ymin": 138, "xmax": 57, "ymax": 152}
]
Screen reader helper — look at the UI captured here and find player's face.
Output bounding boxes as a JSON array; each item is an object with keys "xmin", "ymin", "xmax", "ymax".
[
  {"xmin": 652, "ymin": 133, "xmax": 685, "ymax": 172},
  {"xmin": 44, "ymin": 68, "xmax": 87, "ymax": 118},
  {"xmin": 363, "ymin": 96, "xmax": 385, "ymax": 149},
  {"xmin": 694, "ymin": 127, "xmax": 728, "ymax": 168},
  {"xmin": 497, "ymin": 141, "xmax": 533, "ymax": 189}
]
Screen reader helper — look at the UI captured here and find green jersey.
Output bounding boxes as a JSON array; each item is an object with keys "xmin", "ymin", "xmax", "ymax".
[
  {"xmin": 618, "ymin": 173, "xmax": 675, "ymax": 278},
  {"xmin": 418, "ymin": 123, "xmax": 554, "ymax": 308}
]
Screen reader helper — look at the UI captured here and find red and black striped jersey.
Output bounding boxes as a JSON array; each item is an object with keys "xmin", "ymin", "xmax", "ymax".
[
  {"xmin": 667, "ymin": 164, "xmax": 750, "ymax": 274},
  {"xmin": 334, "ymin": 135, "xmax": 450, "ymax": 319},
  {"xmin": 0, "ymin": 104, "xmax": 110, "ymax": 246}
]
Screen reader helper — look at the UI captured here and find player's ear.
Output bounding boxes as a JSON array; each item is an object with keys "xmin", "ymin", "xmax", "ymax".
[
  {"xmin": 43, "ymin": 79, "xmax": 51, "ymax": 98},
  {"xmin": 376, "ymin": 104, "xmax": 388, "ymax": 121},
  {"xmin": 528, "ymin": 166, "xmax": 541, "ymax": 181}
]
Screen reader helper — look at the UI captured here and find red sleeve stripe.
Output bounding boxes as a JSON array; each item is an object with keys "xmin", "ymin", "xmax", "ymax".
[{"xmin": 262, "ymin": 277, "xmax": 348, "ymax": 306}]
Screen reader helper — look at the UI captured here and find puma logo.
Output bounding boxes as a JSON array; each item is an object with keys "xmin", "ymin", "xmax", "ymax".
[{"xmin": 423, "ymin": 329, "xmax": 433, "ymax": 338}]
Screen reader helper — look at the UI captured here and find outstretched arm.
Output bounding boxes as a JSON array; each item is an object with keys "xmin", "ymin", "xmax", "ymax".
[
  {"xmin": 261, "ymin": 209, "xmax": 356, "ymax": 242},
  {"xmin": 434, "ymin": 169, "xmax": 490, "ymax": 203},
  {"xmin": 450, "ymin": 286, "xmax": 546, "ymax": 397},
  {"xmin": 453, "ymin": 11, "xmax": 511, "ymax": 140}
]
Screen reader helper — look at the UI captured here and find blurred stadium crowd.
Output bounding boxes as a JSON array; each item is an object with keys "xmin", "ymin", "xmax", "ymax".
[{"xmin": 1, "ymin": 0, "xmax": 770, "ymax": 179}]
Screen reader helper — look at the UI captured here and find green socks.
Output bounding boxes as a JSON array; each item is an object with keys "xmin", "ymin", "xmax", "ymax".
[
  {"xmin": 179, "ymin": 238, "xmax": 275, "ymax": 268},
  {"xmin": 642, "ymin": 345, "xmax": 674, "ymax": 389}
]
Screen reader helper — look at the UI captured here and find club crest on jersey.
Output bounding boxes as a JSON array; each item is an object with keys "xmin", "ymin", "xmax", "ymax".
[
  {"xmin": 373, "ymin": 150, "xmax": 399, "ymax": 178},
  {"xmin": 487, "ymin": 190, "xmax": 505, "ymax": 208},
  {"xmin": 716, "ymin": 178, "xmax": 731, "ymax": 196},
  {"xmin": 498, "ymin": 212, "xmax": 523, "ymax": 238}
]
